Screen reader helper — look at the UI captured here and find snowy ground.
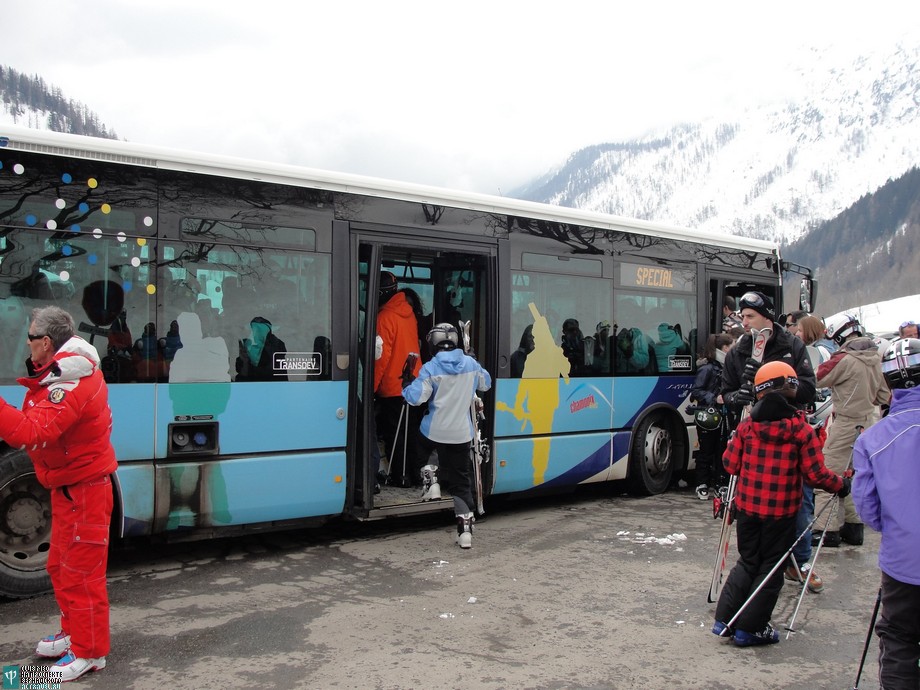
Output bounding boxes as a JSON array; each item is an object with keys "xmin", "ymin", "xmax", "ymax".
[{"xmin": 830, "ymin": 293, "xmax": 920, "ymax": 337}]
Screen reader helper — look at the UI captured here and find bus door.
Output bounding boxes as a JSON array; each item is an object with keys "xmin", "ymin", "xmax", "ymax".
[
  {"xmin": 703, "ymin": 270, "xmax": 781, "ymax": 351},
  {"xmin": 352, "ymin": 237, "xmax": 494, "ymax": 517}
]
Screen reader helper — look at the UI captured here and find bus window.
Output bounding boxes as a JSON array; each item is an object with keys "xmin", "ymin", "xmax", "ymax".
[
  {"xmin": 615, "ymin": 263, "xmax": 696, "ymax": 374},
  {"xmin": 0, "ymin": 227, "xmax": 156, "ymax": 384},
  {"xmin": 160, "ymin": 241, "xmax": 331, "ymax": 382},
  {"xmin": 510, "ymin": 269, "xmax": 613, "ymax": 377}
]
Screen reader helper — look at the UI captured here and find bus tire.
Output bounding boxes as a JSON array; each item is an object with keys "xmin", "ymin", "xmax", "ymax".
[
  {"xmin": 0, "ymin": 449, "xmax": 53, "ymax": 599},
  {"xmin": 626, "ymin": 413, "xmax": 675, "ymax": 496}
]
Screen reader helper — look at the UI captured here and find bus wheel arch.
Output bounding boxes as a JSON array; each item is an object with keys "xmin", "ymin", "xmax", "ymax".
[
  {"xmin": 626, "ymin": 407, "xmax": 688, "ymax": 496},
  {"xmin": 0, "ymin": 448, "xmax": 53, "ymax": 598}
]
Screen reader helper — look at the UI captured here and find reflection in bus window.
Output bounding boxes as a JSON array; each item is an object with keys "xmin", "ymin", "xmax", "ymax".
[
  {"xmin": 161, "ymin": 240, "xmax": 330, "ymax": 383},
  {"xmin": 235, "ymin": 316, "xmax": 288, "ymax": 381},
  {"xmin": 168, "ymin": 311, "xmax": 231, "ymax": 383},
  {"xmin": 0, "ymin": 229, "xmax": 156, "ymax": 384},
  {"xmin": 614, "ymin": 289, "xmax": 696, "ymax": 374},
  {"xmin": 511, "ymin": 270, "xmax": 612, "ymax": 378}
]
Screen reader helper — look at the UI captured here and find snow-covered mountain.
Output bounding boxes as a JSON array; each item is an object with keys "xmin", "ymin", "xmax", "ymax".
[
  {"xmin": 515, "ymin": 41, "xmax": 920, "ymax": 245},
  {"xmin": 0, "ymin": 67, "xmax": 118, "ymax": 140}
]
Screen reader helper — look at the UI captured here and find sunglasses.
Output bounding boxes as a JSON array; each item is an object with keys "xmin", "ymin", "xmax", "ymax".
[
  {"xmin": 900, "ymin": 321, "xmax": 917, "ymax": 329},
  {"xmin": 27, "ymin": 333, "xmax": 47, "ymax": 341}
]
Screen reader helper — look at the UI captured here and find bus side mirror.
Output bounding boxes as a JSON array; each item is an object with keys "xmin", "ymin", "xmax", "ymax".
[{"xmin": 799, "ymin": 278, "xmax": 816, "ymax": 313}]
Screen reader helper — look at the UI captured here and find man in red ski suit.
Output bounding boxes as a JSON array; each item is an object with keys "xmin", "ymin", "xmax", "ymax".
[{"xmin": 0, "ymin": 306, "xmax": 117, "ymax": 682}]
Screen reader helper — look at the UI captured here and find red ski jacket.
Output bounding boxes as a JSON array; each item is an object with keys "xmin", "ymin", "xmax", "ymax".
[{"xmin": 0, "ymin": 336, "xmax": 118, "ymax": 488}]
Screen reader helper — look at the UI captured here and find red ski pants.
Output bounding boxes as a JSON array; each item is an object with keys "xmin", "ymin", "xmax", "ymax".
[{"xmin": 47, "ymin": 474, "xmax": 113, "ymax": 658}]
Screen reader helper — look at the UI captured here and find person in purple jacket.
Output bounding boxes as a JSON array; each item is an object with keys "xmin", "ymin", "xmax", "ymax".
[{"xmin": 852, "ymin": 337, "xmax": 920, "ymax": 690}]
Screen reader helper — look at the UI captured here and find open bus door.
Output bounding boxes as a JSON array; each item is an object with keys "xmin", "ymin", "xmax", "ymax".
[
  {"xmin": 352, "ymin": 239, "xmax": 494, "ymax": 518},
  {"xmin": 704, "ymin": 274, "xmax": 782, "ymax": 351}
]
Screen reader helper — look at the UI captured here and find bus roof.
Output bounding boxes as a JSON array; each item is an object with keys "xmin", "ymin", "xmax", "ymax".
[{"xmin": 1, "ymin": 125, "xmax": 778, "ymax": 255}]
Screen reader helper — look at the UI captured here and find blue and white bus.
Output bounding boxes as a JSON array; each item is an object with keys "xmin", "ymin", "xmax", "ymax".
[{"xmin": 0, "ymin": 127, "xmax": 815, "ymax": 597}]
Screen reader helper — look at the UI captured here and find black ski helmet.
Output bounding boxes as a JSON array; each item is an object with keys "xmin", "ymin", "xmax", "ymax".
[
  {"xmin": 694, "ymin": 406, "xmax": 722, "ymax": 432},
  {"xmin": 378, "ymin": 271, "xmax": 398, "ymax": 305},
  {"xmin": 427, "ymin": 323, "xmax": 459, "ymax": 355},
  {"xmin": 881, "ymin": 337, "xmax": 920, "ymax": 389}
]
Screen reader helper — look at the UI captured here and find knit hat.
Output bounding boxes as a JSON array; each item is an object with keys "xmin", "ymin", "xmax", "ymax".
[{"xmin": 738, "ymin": 291, "xmax": 776, "ymax": 322}]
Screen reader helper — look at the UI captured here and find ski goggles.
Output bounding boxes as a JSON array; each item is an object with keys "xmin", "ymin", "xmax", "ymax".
[
  {"xmin": 899, "ymin": 320, "xmax": 916, "ymax": 329},
  {"xmin": 754, "ymin": 374, "xmax": 798, "ymax": 395},
  {"xmin": 738, "ymin": 292, "xmax": 774, "ymax": 318},
  {"xmin": 739, "ymin": 292, "xmax": 768, "ymax": 309}
]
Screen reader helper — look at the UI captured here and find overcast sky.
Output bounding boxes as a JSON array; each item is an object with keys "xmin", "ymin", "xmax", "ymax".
[{"xmin": 5, "ymin": 1, "xmax": 918, "ymax": 194}]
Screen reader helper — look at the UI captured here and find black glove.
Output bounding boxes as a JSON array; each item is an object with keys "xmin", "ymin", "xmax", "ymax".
[
  {"xmin": 727, "ymin": 385, "xmax": 755, "ymax": 408},
  {"xmin": 401, "ymin": 352, "xmax": 419, "ymax": 388},
  {"xmin": 742, "ymin": 357, "xmax": 762, "ymax": 385},
  {"xmin": 836, "ymin": 476, "xmax": 852, "ymax": 498}
]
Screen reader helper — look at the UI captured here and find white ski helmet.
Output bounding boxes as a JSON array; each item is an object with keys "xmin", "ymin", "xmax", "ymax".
[
  {"xmin": 881, "ymin": 338, "xmax": 920, "ymax": 389},
  {"xmin": 427, "ymin": 323, "xmax": 460, "ymax": 355},
  {"xmin": 824, "ymin": 313, "xmax": 863, "ymax": 345}
]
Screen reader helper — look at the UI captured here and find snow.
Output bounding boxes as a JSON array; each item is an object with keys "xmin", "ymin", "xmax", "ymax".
[
  {"xmin": 536, "ymin": 41, "xmax": 920, "ymax": 246},
  {"xmin": 830, "ymin": 294, "xmax": 920, "ymax": 337}
]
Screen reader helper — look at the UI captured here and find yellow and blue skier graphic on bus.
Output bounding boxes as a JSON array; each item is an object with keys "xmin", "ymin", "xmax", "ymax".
[
  {"xmin": 494, "ymin": 302, "xmax": 689, "ymax": 492},
  {"xmin": 495, "ymin": 302, "xmax": 572, "ymax": 484}
]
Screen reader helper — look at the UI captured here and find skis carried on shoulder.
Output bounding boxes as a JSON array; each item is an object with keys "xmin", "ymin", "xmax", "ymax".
[
  {"xmin": 707, "ymin": 326, "xmax": 771, "ymax": 603},
  {"xmin": 470, "ymin": 396, "xmax": 488, "ymax": 515},
  {"xmin": 460, "ymin": 320, "xmax": 488, "ymax": 516}
]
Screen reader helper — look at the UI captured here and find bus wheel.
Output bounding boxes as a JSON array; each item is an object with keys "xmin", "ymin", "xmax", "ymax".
[
  {"xmin": 627, "ymin": 413, "xmax": 674, "ymax": 495},
  {"xmin": 0, "ymin": 450, "xmax": 53, "ymax": 598}
]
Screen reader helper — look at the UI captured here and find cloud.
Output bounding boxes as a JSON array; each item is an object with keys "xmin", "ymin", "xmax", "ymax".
[{"xmin": 5, "ymin": 0, "xmax": 920, "ymax": 193}]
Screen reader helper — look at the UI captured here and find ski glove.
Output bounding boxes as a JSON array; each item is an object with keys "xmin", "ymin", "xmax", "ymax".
[
  {"xmin": 742, "ymin": 357, "xmax": 762, "ymax": 385},
  {"xmin": 400, "ymin": 352, "xmax": 419, "ymax": 388},
  {"xmin": 836, "ymin": 476, "xmax": 852, "ymax": 498},
  {"xmin": 726, "ymin": 385, "xmax": 755, "ymax": 408}
]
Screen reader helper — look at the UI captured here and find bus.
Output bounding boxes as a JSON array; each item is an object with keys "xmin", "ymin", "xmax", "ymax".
[{"xmin": 0, "ymin": 127, "xmax": 815, "ymax": 598}]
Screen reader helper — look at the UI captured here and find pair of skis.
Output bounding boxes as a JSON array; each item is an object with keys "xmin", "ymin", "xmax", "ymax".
[
  {"xmin": 461, "ymin": 320, "xmax": 488, "ymax": 516},
  {"xmin": 707, "ymin": 326, "xmax": 771, "ymax": 603}
]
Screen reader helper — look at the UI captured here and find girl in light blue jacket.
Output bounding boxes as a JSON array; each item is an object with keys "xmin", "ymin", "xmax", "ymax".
[{"xmin": 403, "ymin": 323, "xmax": 491, "ymax": 548}]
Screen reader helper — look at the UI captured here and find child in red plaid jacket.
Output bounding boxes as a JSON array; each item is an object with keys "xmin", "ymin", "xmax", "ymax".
[{"xmin": 713, "ymin": 361, "xmax": 849, "ymax": 646}]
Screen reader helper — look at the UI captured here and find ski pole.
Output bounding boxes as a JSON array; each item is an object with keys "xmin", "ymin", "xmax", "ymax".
[
  {"xmin": 784, "ymin": 494, "xmax": 840, "ymax": 638},
  {"xmin": 401, "ymin": 401, "xmax": 409, "ymax": 482},
  {"xmin": 852, "ymin": 587, "xmax": 882, "ymax": 690},
  {"xmin": 719, "ymin": 496, "xmax": 836, "ymax": 636},
  {"xmin": 786, "ymin": 443, "xmax": 857, "ymax": 638},
  {"xmin": 388, "ymin": 403, "xmax": 405, "ymax": 483}
]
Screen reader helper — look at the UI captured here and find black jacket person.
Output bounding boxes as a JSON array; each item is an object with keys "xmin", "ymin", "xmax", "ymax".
[{"xmin": 721, "ymin": 292, "xmax": 816, "ymax": 411}]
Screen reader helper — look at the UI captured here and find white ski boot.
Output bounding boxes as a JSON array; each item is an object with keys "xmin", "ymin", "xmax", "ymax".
[
  {"xmin": 420, "ymin": 464, "xmax": 441, "ymax": 501},
  {"xmin": 456, "ymin": 512, "xmax": 474, "ymax": 548}
]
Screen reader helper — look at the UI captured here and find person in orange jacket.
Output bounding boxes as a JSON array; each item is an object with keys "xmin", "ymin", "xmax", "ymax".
[{"xmin": 374, "ymin": 272, "xmax": 423, "ymax": 486}]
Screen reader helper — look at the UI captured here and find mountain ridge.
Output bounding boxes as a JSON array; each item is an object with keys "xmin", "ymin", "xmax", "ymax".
[
  {"xmin": 514, "ymin": 40, "xmax": 920, "ymax": 248},
  {"xmin": 0, "ymin": 66, "xmax": 117, "ymax": 140}
]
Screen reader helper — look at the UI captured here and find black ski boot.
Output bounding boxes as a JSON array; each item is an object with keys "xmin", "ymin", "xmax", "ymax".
[
  {"xmin": 840, "ymin": 522, "xmax": 864, "ymax": 546},
  {"xmin": 814, "ymin": 530, "xmax": 841, "ymax": 548}
]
